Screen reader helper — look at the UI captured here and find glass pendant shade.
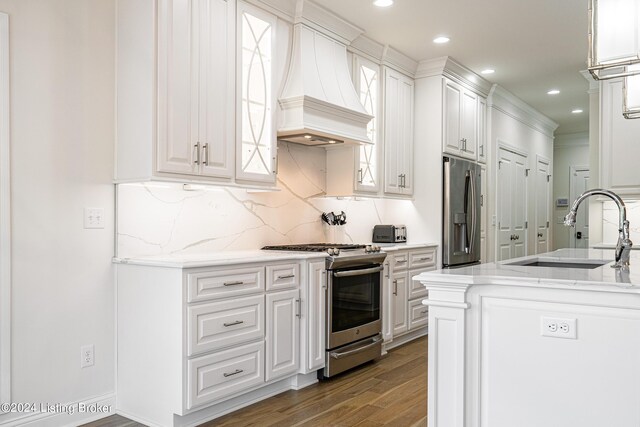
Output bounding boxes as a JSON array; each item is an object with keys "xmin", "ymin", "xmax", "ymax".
[
  {"xmin": 589, "ymin": 0, "xmax": 640, "ymax": 79},
  {"xmin": 623, "ymin": 64, "xmax": 640, "ymax": 117}
]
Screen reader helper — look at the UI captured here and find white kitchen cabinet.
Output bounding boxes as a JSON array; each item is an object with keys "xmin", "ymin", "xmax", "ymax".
[
  {"xmin": 301, "ymin": 260, "xmax": 326, "ymax": 373},
  {"xmin": 600, "ymin": 79, "xmax": 640, "ymax": 197},
  {"xmin": 478, "ymin": 97, "xmax": 487, "ymax": 163},
  {"xmin": 156, "ymin": 0, "xmax": 234, "ymax": 179},
  {"xmin": 443, "ymin": 78, "xmax": 483, "ymax": 161},
  {"xmin": 391, "ymin": 271, "xmax": 409, "ymax": 336},
  {"xmin": 383, "ymin": 246, "xmax": 437, "ymax": 349},
  {"xmin": 116, "ymin": 260, "xmax": 305, "ymax": 426},
  {"xmin": 480, "ymin": 164, "xmax": 488, "ymax": 262},
  {"xmin": 384, "ymin": 67, "xmax": 414, "ymax": 196},
  {"xmin": 235, "ymin": 2, "xmax": 277, "ymax": 184},
  {"xmin": 116, "ymin": 0, "xmax": 278, "ymax": 187},
  {"xmin": 354, "ymin": 55, "xmax": 382, "ymax": 193},
  {"xmin": 265, "ymin": 289, "xmax": 300, "ymax": 381}
]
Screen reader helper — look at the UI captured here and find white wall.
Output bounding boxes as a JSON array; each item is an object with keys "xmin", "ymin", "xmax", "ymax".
[
  {"xmin": 552, "ymin": 132, "xmax": 589, "ymax": 249},
  {"xmin": 0, "ymin": 0, "xmax": 115, "ymax": 423}
]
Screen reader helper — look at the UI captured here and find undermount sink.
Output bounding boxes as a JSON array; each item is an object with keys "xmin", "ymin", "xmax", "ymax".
[{"xmin": 506, "ymin": 259, "xmax": 609, "ymax": 269}]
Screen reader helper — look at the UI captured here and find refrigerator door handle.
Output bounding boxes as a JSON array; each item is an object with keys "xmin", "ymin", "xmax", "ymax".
[{"xmin": 468, "ymin": 170, "xmax": 477, "ymax": 255}]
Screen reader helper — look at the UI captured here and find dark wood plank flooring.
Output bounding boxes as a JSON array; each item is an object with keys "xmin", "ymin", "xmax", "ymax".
[{"xmin": 82, "ymin": 336, "xmax": 427, "ymax": 427}]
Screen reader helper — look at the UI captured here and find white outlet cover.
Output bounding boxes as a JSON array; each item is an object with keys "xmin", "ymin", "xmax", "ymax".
[
  {"xmin": 84, "ymin": 207, "xmax": 105, "ymax": 229},
  {"xmin": 541, "ymin": 316, "xmax": 577, "ymax": 339},
  {"xmin": 81, "ymin": 344, "xmax": 94, "ymax": 368}
]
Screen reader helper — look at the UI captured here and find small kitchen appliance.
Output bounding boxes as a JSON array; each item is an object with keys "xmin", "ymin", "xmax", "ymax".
[
  {"xmin": 261, "ymin": 243, "xmax": 385, "ymax": 378},
  {"xmin": 372, "ymin": 225, "xmax": 407, "ymax": 243}
]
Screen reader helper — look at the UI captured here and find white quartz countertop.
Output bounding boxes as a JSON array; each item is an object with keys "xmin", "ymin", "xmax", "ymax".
[
  {"xmin": 415, "ymin": 248, "xmax": 640, "ymax": 293},
  {"xmin": 113, "ymin": 242, "xmax": 438, "ymax": 268}
]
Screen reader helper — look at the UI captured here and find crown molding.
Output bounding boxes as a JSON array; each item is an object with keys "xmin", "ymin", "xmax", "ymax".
[
  {"xmin": 415, "ymin": 56, "xmax": 492, "ymax": 96},
  {"xmin": 293, "ymin": 0, "xmax": 363, "ymax": 44},
  {"xmin": 489, "ymin": 84, "xmax": 559, "ymax": 138},
  {"xmin": 554, "ymin": 131, "xmax": 590, "ymax": 147},
  {"xmin": 348, "ymin": 35, "xmax": 418, "ymax": 77}
]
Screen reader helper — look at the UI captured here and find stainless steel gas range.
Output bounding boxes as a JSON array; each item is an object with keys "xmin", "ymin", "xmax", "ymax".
[{"xmin": 262, "ymin": 243, "xmax": 386, "ymax": 378}]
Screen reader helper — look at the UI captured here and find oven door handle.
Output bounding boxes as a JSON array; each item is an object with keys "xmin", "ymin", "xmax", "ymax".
[
  {"xmin": 332, "ymin": 265, "xmax": 384, "ymax": 278},
  {"xmin": 329, "ymin": 336, "xmax": 382, "ymax": 359}
]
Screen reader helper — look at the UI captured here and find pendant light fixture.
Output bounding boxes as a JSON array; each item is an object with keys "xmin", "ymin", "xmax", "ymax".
[
  {"xmin": 588, "ymin": 0, "xmax": 640, "ymax": 80},
  {"xmin": 623, "ymin": 64, "xmax": 640, "ymax": 117}
]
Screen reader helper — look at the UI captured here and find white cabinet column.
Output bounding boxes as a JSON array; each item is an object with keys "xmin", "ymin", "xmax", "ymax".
[{"xmin": 422, "ymin": 282, "xmax": 470, "ymax": 427}]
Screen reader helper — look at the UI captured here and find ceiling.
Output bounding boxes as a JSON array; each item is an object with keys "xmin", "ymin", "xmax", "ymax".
[{"xmin": 320, "ymin": 0, "xmax": 590, "ymax": 135}]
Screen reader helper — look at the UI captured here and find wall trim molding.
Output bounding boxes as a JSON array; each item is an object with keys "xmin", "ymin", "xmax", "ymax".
[
  {"xmin": 489, "ymin": 84, "xmax": 559, "ymax": 138},
  {"xmin": 0, "ymin": 11, "xmax": 10, "ymax": 406},
  {"xmin": 554, "ymin": 131, "xmax": 589, "ymax": 148},
  {"xmin": 415, "ymin": 56, "xmax": 493, "ymax": 96}
]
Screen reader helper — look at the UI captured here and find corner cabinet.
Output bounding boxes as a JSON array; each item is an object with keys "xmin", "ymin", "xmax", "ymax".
[
  {"xmin": 443, "ymin": 78, "xmax": 485, "ymax": 161},
  {"xmin": 384, "ymin": 67, "xmax": 415, "ymax": 196},
  {"xmin": 600, "ymin": 79, "xmax": 640, "ymax": 197},
  {"xmin": 116, "ymin": 0, "xmax": 277, "ymax": 187}
]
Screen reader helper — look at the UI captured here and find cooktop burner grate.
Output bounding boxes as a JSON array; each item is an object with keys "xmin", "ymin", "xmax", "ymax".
[{"xmin": 261, "ymin": 243, "xmax": 366, "ymax": 252}]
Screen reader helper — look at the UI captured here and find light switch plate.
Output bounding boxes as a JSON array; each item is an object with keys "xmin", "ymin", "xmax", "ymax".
[{"xmin": 84, "ymin": 208, "xmax": 105, "ymax": 229}]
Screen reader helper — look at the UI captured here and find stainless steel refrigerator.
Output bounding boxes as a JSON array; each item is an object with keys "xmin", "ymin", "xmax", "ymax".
[{"xmin": 443, "ymin": 156, "xmax": 481, "ymax": 268}]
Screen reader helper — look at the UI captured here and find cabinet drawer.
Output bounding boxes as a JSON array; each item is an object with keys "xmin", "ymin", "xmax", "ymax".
[
  {"xmin": 266, "ymin": 263, "xmax": 300, "ymax": 291},
  {"xmin": 187, "ymin": 341, "xmax": 264, "ymax": 409},
  {"xmin": 409, "ymin": 248, "xmax": 436, "ymax": 269},
  {"xmin": 187, "ymin": 266, "xmax": 264, "ymax": 303},
  {"xmin": 409, "ymin": 269, "xmax": 429, "ymax": 300},
  {"xmin": 408, "ymin": 299, "xmax": 428, "ymax": 330},
  {"xmin": 392, "ymin": 252, "xmax": 409, "ymax": 271},
  {"xmin": 187, "ymin": 295, "xmax": 264, "ymax": 356}
]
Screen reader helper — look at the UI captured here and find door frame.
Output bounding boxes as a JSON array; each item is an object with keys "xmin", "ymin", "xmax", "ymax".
[
  {"xmin": 495, "ymin": 141, "xmax": 529, "ymax": 261},
  {"xmin": 535, "ymin": 155, "xmax": 552, "ymax": 254},
  {"xmin": 569, "ymin": 165, "xmax": 590, "ymax": 248},
  {"xmin": 0, "ymin": 11, "xmax": 10, "ymax": 404}
]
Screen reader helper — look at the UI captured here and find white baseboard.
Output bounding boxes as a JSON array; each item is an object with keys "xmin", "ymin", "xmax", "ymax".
[
  {"xmin": 0, "ymin": 393, "xmax": 115, "ymax": 427},
  {"xmin": 289, "ymin": 372, "xmax": 318, "ymax": 390},
  {"xmin": 384, "ymin": 327, "xmax": 428, "ymax": 352}
]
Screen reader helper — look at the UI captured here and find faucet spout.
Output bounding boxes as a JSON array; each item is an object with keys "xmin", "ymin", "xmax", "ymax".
[{"xmin": 564, "ymin": 189, "xmax": 632, "ymax": 268}]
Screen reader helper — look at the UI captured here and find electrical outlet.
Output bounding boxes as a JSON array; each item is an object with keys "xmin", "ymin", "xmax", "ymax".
[
  {"xmin": 541, "ymin": 317, "xmax": 577, "ymax": 339},
  {"xmin": 84, "ymin": 208, "xmax": 105, "ymax": 229},
  {"xmin": 81, "ymin": 344, "xmax": 94, "ymax": 368}
]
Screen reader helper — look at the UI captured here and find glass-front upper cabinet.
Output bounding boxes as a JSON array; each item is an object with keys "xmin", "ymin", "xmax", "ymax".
[
  {"xmin": 353, "ymin": 55, "xmax": 381, "ymax": 193},
  {"xmin": 236, "ymin": 2, "xmax": 277, "ymax": 183}
]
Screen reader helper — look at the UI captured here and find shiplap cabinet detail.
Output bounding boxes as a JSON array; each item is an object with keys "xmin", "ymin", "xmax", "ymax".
[
  {"xmin": 600, "ymin": 79, "xmax": 640, "ymax": 196},
  {"xmin": 116, "ymin": 0, "xmax": 277, "ymax": 187},
  {"xmin": 443, "ymin": 78, "xmax": 485, "ymax": 161},
  {"xmin": 384, "ymin": 67, "xmax": 415, "ymax": 196}
]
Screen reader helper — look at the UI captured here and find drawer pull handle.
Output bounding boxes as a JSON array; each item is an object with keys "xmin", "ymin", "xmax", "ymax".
[
  {"xmin": 396, "ymin": 260, "xmax": 407, "ymax": 264},
  {"xmin": 223, "ymin": 369, "xmax": 244, "ymax": 378},
  {"xmin": 277, "ymin": 274, "xmax": 295, "ymax": 280},
  {"xmin": 223, "ymin": 281, "xmax": 244, "ymax": 286},
  {"xmin": 420, "ymin": 309, "xmax": 428, "ymax": 315},
  {"xmin": 223, "ymin": 320, "xmax": 244, "ymax": 327},
  {"xmin": 417, "ymin": 257, "xmax": 432, "ymax": 261}
]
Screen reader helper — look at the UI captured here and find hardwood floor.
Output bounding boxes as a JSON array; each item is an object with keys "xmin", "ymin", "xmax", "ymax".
[{"xmin": 82, "ymin": 336, "xmax": 427, "ymax": 427}]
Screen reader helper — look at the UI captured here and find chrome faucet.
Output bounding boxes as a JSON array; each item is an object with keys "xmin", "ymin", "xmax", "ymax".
[{"xmin": 564, "ymin": 188, "xmax": 632, "ymax": 268}]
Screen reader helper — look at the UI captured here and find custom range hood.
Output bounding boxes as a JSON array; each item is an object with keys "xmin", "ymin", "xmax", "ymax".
[{"xmin": 277, "ymin": 1, "xmax": 373, "ymax": 147}]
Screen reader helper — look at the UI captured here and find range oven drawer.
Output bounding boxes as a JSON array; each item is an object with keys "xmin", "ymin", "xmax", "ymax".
[{"xmin": 322, "ymin": 334, "xmax": 382, "ymax": 378}]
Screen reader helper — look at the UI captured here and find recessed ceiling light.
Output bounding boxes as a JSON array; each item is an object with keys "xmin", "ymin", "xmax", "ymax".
[
  {"xmin": 481, "ymin": 69, "xmax": 495, "ymax": 75},
  {"xmin": 433, "ymin": 36, "xmax": 450, "ymax": 44},
  {"xmin": 547, "ymin": 89, "xmax": 560, "ymax": 95},
  {"xmin": 572, "ymin": 109, "xmax": 583, "ymax": 114},
  {"xmin": 373, "ymin": 0, "xmax": 393, "ymax": 7}
]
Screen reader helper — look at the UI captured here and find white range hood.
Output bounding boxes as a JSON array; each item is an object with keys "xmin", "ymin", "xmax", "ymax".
[{"xmin": 277, "ymin": 1, "xmax": 373, "ymax": 147}]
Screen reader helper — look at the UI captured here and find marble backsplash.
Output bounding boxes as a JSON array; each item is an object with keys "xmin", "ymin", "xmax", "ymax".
[
  {"xmin": 602, "ymin": 200, "xmax": 640, "ymax": 244},
  {"xmin": 116, "ymin": 142, "xmax": 425, "ymax": 258}
]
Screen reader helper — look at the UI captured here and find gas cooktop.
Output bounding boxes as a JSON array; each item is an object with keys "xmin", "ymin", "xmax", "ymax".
[{"xmin": 261, "ymin": 243, "xmax": 366, "ymax": 252}]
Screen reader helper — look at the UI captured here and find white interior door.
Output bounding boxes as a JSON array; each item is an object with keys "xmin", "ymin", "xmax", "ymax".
[
  {"xmin": 497, "ymin": 148, "xmax": 528, "ymax": 261},
  {"xmin": 570, "ymin": 168, "xmax": 590, "ymax": 248},
  {"xmin": 535, "ymin": 157, "xmax": 551, "ymax": 254}
]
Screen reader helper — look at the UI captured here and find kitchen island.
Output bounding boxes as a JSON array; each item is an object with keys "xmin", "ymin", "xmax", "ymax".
[{"xmin": 416, "ymin": 248, "xmax": 640, "ymax": 427}]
